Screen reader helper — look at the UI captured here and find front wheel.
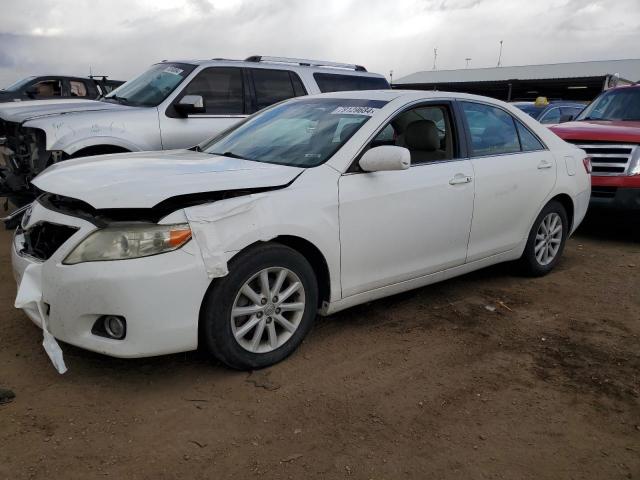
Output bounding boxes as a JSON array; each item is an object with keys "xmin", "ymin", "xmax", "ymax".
[
  {"xmin": 519, "ymin": 200, "xmax": 569, "ymax": 277},
  {"xmin": 200, "ymin": 243, "xmax": 318, "ymax": 370}
]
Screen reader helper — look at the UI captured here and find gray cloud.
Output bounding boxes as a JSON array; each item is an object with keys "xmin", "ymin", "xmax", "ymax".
[{"xmin": 0, "ymin": 0, "xmax": 639, "ymax": 87}]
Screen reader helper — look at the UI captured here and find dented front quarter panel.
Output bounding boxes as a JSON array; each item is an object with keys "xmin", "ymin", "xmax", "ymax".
[
  {"xmin": 180, "ymin": 164, "xmax": 343, "ymax": 303},
  {"xmin": 22, "ymin": 106, "xmax": 162, "ymax": 154}
]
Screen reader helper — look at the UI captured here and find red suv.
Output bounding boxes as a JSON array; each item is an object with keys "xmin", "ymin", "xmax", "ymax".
[{"xmin": 550, "ymin": 84, "xmax": 640, "ymax": 210}]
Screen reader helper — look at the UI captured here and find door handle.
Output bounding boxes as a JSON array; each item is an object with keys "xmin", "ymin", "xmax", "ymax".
[
  {"xmin": 449, "ymin": 174, "xmax": 473, "ymax": 185},
  {"xmin": 537, "ymin": 160, "xmax": 553, "ymax": 170}
]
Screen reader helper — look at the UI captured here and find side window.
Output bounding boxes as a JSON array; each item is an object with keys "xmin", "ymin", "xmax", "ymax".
[
  {"xmin": 371, "ymin": 124, "xmax": 396, "ymax": 146},
  {"xmin": 370, "ymin": 105, "xmax": 454, "ymax": 165},
  {"xmin": 539, "ymin": 107, "xmax": 561, "ymax": 124},
  {"xmin": 461, "ymin": 102, "xmax": 520, "ymax": 157},
  {"xmin": 313, "ymin": 73, "xmax": 390, "ymax": 93},
  {"xmin": 561, "ymin": 106, "xmax": 583, "ymax": 119},
  {"xmin": 251, "ymin": 69, "xmax": 303, "ymax": 111},
  {"xmin": 31, "ymin": 79, "xmax": 62, "ymax": 98},
  {"xmin": 69, "ymin": 81, "xmax": 88, "ymax": 97},
  {"xmin": 515, "ymin": 121, "xmax": 545, "ymax": 151},
  {"xmin": 181, "ymin": 67, "xmax": 244, "ymax": 114}
]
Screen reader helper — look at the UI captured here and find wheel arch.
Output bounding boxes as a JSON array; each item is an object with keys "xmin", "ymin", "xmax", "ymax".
[
  {"xmin": 270, "ymin": 235, "xmax": 331, "ymax": 309},
  {"xmin": 69, "ymin": 144, "xmax": 132, "ymax": 158},
  {"xmin": 196, "ymin": 235, "xmax": 333, "ymax": 351},
  {"xmin": 549, "ymin": 193, "xmax": 575, "ymax": 232}
]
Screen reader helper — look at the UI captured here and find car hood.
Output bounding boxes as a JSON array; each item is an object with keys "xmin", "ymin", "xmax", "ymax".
[
  {"xmin": 550, "ymin": 120, "xmax": 640, "ymax": 143},
  {"xmin": 32, "ymin": 149, "xmax": 304, "ymax": 209},
  {"xmin": 0, "ymin": 99, "xmax": 130, "ymax": 123}
]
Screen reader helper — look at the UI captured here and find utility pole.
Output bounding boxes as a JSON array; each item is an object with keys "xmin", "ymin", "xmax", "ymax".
[
  {"xmin": 465, "ymin": 58, "xmax": 472, "ymax": 69},
  {"xmin": 497, "ymin": 40, "xmax": 503, "ymax": 67},
  {"xmin": 432, "ymin": 48, "xmax": 438, "ymax": 71}
]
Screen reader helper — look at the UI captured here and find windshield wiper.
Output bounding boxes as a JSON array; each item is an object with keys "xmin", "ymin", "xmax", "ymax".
[
  {"xmin": 219, "ymin": 151, "xmax": 248, "ymax": 160},
  {"xmin": 105, "ymin": 94, "xmax": 129, "ymax": 105}
]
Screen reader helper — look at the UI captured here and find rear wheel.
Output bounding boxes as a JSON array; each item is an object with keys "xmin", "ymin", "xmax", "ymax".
[
  {"xmin": 519, "ymin": 200, "xmax": 568, "ymax": 276},
  {"xmin": 200, "ymin": 243, "xmax": 318, "ymax": 370}
]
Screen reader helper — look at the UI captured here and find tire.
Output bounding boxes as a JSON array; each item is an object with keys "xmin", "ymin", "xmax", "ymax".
[
  {"xmin": 519, "ymin": 200, "xmax": 569, "ymax": 277},
  {"xmin": 200, "ymin": 242, "xmax": 318, "ymax": 370}
]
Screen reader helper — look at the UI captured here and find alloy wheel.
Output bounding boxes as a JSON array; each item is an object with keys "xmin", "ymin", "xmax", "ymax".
[
  {"xmin": 230, "ymin": 267, "xmax": 306, "ymax": 354},
  {"xmin": 534, "ymin": 212, "xmax": 563, "ymax": 266}
]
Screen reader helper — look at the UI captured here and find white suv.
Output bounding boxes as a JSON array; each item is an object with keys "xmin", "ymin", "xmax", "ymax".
[
  {"xmin": 12, "ymin": 90, "xmax": 590, "ymax": 373},
  {"xmin": 0, "ymin": 56, "xmax": 389, "ymax": 207}
]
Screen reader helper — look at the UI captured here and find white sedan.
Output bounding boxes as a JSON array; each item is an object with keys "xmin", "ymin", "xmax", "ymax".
[{"xmin": 12, "ymin": 90, "xmax": 591, "ymax": 371}]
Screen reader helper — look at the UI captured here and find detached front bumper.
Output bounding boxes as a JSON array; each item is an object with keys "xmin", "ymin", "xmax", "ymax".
[
  {"xmin": 591, "ymin": 175, "xmax": 640, "ymax": 210},
  {"xmin": 11, "ymin": 201, "xmax": 212, "ymax": 358}
]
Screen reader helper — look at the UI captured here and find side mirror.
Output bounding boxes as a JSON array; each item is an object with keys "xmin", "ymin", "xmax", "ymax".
[
  {"xmin": 559, "ymin": 114, "xmax": 575, "ymax": 123},
  {"xmin": 359, "ymin": 146, "xmax": 410, "ymax": 172},
  {"xmin": 175, "ymin": 94, "xmax": 205, "ymax": 116}
]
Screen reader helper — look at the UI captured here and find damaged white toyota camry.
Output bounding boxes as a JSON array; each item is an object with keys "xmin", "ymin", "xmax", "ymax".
[{"xmin": 12, "ymin": 90, "xmax": 591, "ymax": 372}]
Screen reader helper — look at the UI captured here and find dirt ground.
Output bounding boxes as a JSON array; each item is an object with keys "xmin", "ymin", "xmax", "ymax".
[{"xmin": 0, "ymin": 208, "xmax": 638, "ymax": 480}]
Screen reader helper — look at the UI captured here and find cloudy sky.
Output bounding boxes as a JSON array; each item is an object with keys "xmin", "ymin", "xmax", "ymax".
[{"xmin": 1, "ymin": 0, "xmax": 639, "ymax": 87}]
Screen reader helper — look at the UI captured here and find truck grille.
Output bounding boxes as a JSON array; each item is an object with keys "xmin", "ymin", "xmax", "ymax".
[
  {"xmin": 567, "ymin": 142, "xmax": 637, "ymax": 175},
  {"xmin": 18, "ymin": 222, "xmax": 79, "ymax": 261}
]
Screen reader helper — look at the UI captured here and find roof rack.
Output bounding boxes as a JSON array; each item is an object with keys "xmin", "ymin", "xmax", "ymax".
[{"xmin": 245, "ymin": 55, "xmax": 367, "ymax": 72}]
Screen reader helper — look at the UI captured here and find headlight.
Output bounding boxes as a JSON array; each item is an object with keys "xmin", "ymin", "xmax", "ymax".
[{"xmin": 63, "ymin": 223, "xmax": 192, "ymax": 265}]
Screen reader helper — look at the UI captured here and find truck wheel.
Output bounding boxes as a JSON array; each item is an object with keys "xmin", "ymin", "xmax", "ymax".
[
  {"xmin": 200, "ymin": 243, "xmax": 318, "ymax": 370},
  {"xmin": 519, "ymin": 200, "xmax": 568, "ymax": 277}
]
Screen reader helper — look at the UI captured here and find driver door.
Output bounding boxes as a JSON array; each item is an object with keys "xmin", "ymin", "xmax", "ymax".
[
  {"xmin": 159, "ymin": 67, "xmax": 249, "ymax": 150},
  {"xmin": 338, "ymin": 103, "xmax": 475, "ymax": 297}
]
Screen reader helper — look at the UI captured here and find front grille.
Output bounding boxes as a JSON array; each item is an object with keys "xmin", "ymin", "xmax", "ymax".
[
  {"xmin": 19, "ymin": 222, "xmax": 79, "ymax": 261},
  {"xmin": 591, "ymin": 186, "xmax": 618, "ymax": 198},
  {"xmin": 567, "ymin": 141, "xmax": 637, "ymax": 175}
]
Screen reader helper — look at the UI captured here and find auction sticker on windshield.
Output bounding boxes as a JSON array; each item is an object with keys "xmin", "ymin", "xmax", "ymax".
[
  {"xmin": 163, "ymin": 66, "xmax": 184, "ymax": 75},
  {"xmin": 331, "ymin": 106, "xmax": 379, "ymax": 116}
]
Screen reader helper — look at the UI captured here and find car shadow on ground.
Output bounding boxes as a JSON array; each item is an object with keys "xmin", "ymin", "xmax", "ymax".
[{"xmin": 574, "ymin": 208, "xmax": 640, "ymax": 243}]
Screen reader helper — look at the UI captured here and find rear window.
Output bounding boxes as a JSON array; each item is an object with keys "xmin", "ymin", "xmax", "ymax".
[{"xmin": 313, "ymin": 73, "xmax": 390, "ymax": 93}]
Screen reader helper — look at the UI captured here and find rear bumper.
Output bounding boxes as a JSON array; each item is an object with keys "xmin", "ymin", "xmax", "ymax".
[{"xmin": 591, "ymin": 175, "xmax": 640, "ymax": 210}]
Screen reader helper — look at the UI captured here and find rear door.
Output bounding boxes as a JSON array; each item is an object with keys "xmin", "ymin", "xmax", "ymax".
[
  {"xmin": 159, "ymin": 67, "xmax": 249, "ymax": 149},
  {"xmin": 460, "ymin": 101, "xmax": 557, "ymax": 262}
]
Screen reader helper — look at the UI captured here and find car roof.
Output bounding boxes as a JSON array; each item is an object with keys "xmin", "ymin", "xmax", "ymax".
[
  {"xmin": 607, "ymin": 83, "xmax": 640, "ymax": 92},
  {"xmin": 513, "ymin": 101, "xmax": 583, "ymax": 106},
  {"xmin": 29, "ymin": 75, "xmax": 98, "ymax": 81},
  {"xmin": 298, "ymin": 89, "xmax": 519, "ymax": 105},
  {"xmin": 157, "ymin": 58, "xmax": 386, "ymax": 78}
]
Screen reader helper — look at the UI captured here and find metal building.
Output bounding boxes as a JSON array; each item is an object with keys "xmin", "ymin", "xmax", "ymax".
[{"xmin": 393, "ymin": 59, "xmax": 640, "ymax": 101}]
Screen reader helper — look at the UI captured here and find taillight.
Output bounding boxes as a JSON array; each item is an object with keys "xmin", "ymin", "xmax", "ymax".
[{"xmin": 582, "ymin": 157, "xmax": 592, "ymax": 174}]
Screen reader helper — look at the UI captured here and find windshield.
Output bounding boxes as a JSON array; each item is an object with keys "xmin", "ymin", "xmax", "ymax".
[
  {"xmin": 577, "ymin": 87, "xmax": 640, "ymax": 121},
  {"xmin": 104, "ymin": 63, "xmax": 195, "ymax": 107},
  {"xmin": 3, "ymin": 76, "xmax": 36, "ymax": 91},
  {"xmin": 202, "ymin": 98, "xmax": 387, "ymax": 168},
  {"xmin": 513, "ymin": 103, "xmax": 544, "ymax": 119}
]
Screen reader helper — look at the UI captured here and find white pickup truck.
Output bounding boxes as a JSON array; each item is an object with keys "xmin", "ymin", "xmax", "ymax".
[{"xmin": 0, "ymin": 56, "xmax": 389, "ymax": 207}]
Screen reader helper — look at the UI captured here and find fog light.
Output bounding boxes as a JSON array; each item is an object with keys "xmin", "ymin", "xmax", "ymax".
[{"xmin": 102, "ymin": 315, "xmax": 126, "ymax": 340}]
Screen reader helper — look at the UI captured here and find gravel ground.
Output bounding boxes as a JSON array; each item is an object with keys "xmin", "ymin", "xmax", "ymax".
[{"xmin": 0, "ymin": 208, "xmax": 638, "ymax": 479}]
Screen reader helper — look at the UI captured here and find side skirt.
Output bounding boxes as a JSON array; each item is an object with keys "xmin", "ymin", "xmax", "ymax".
[{"xmin": 321, "ymin": 247, "xmax": 523, "ymax": 316}]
